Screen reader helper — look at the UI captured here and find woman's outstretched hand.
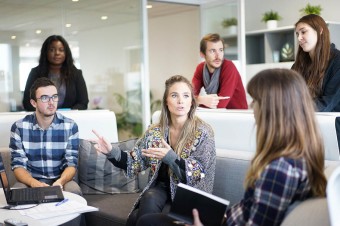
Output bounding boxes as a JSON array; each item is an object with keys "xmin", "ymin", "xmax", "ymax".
[
  {"xmin": 91, "ymin": 129, "xmax": 112, "ymax": 154},
  {"xmin": 141, "ymin": 138, "xmax": 171, "ymax": 160}
]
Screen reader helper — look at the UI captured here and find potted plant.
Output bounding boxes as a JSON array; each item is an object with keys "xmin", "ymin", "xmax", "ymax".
[
  {"xmin": 300, "ymin": 3, "xmax": 322, "ymax": 15},
  {"xmin": 112, "ymin": 90, "xmax": 161, "ymax": 139},
  {"xmin": 221, "ymin": 17, "xmax": 237, "ymax": 35},
  {"xmin": 261, "ymin": 10, "xmax": 282, "ymax": 29}
]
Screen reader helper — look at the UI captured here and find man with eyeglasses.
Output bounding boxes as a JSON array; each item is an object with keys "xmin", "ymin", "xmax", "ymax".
[
  {"xmin": 9, "ymin": 77, "xmax": 81, "ymax": 195},
  {"xmin": 192, "ymin": 33, "xmax": 248, "ymax": 109}
]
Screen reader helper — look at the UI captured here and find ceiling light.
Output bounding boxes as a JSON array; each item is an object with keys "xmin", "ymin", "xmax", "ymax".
[
  {"xmin": 65, "ymin": 24, "xmax": 72, "ymax": 28},
  {"xmin": 101, "ymin": 16, "xmax": 108, "ymax": 20},
  {"xmin": 36, "ymin": 29, "xmax": 42, "ymax": 34},
  {"xmin": 11, "ymin": 36, "xmax": 16, "ymax": 40},
  {"xmin": 72, "ymin": 0, "xmax": 79, "ymax": 2},
  {"xmin": 146, "ymin": 5, "xmax": 152, "ymax": 9},
  {"xmin": 25, "ymin": 43, "xmax": 30, "ymax": 47}
]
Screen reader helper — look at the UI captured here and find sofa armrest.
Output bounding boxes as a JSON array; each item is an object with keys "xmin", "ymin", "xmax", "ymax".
[
  {"xmin": 213, "ymin": 149, "xmax": 253, "ymax": 207},
  {"xmin": 281, "ymin": 198, "xmax": 330, "ymax": 226},
  {"xmin": 0, "ymin": 148, "xmax": 16, "ymax": 186}
]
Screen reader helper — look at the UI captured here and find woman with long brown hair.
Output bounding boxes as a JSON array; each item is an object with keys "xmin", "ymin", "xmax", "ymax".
[
  {"xmin": 292, "ymin": 14, "xmax": 340, "ymax": 111},
  {"xmin": 184, "ymin": 69, "xmax": 327, "ymax": 226}
]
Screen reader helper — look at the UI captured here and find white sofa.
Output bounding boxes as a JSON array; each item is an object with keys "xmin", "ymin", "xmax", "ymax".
[
  {"xmin": 152, "ymin": 109, "xmax": 340, "ymax": 225},
  {"xmin": 1, "ymin": 109, "xmax": 339, "ymax": 225},
  {"xmin": 0, "ymin": 110, "xmax": 119, "ymax": 188},
  {"xmin": 153, "ymin": 109, "xmax": 340, "ymax": 161},
  {"xmin": 0, "ymin": 110, "xmax": 119, "ymax": 149}
]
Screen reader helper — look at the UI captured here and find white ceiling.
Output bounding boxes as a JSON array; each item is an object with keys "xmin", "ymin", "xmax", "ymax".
[{"xmin": 0, "ymin": 0, "xmax": 198, "ymax": 46}]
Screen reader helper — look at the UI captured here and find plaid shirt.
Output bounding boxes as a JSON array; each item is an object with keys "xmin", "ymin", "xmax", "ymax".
[
  {"xmin": 10, "ymin": 112, "xmax": 79, "ymax": 180},
  {"xmin": 226, "ymin": 157, "xmax": 311, "ymax": 226}
]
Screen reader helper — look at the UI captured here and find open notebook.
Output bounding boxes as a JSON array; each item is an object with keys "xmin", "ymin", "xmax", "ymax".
[
  {"xmin": 168, "ymin": 183, "xmax": 230, "ymax": 226},
  {"xmin": 0, "ymin": 154, "xmax": 64, "ymax": 206}
]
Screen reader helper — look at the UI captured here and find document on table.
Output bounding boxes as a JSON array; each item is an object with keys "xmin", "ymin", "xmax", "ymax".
[
  {"xmin": 197, "ymin": 107, "xmax": 227, "ymax": 112},
  {"xmin": 18, "ymin": 200, "xmax": 98, "ymax": 219}
]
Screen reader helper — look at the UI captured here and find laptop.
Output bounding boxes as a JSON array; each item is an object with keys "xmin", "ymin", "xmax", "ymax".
[{"xmin": 0, "ymin": 154, "xmax": 64, "ymax": 205}]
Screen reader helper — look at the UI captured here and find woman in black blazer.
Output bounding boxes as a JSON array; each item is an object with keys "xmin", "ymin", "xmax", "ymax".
[{"xmin": 23, "ymin": 35, "xmax": 89, "ymax": 111}]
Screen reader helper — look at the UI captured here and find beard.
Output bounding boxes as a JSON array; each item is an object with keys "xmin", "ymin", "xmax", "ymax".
[
  {"xmin": 207, "ymin": 58, "xmax": 223, "ymax": 71},
  {"xmin": 43, "ymin": 112, "xmax": 55, "ymax": 117},
  {"xmin": 37, "ymin": 105, "xmax": 56, "ymax": 118}
]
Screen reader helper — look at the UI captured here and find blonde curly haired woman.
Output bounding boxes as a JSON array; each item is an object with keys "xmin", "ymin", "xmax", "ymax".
[{"xmin": 92, "ymin": 75, "xmax": 216, "ymax": 226}]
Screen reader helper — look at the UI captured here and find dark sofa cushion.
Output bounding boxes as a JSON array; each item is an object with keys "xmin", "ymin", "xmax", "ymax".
[
  {"xmin": 78, "ymin": 139, "xmax": 139, "ymax": 194},
  {"xmin": 84, "ymin": 193, "xmax": 140, "ymax": 226},
  {"xmin": 213, "ymin": 150, "xmax": 252, "ymax": 207}
]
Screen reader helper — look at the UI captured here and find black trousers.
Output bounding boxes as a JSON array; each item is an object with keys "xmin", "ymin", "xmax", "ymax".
[
  {"xmin": 136, "ymin": 213, "xmax": 176, "ymax": 226},
  {"xmin": 126, "ymin": 182, "xmax": 171, "ymax": 226},
  {"xmin": 336, "ymin": 117, "xmax": 340, "ymax": 154}
]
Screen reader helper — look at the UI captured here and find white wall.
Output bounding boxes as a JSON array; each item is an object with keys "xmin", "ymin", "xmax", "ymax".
[
  {"xmin": 67, "ymin": 0, "xmax": 340, "ymax": 110},
  {"xmin": 148, "ymin": 9, "xmax": 201, "ymax": 101},
  {"xmin": 245, "ymin": 0, "xmax": 340, "ymax": 32},
  {"xmin": 77, "ymin": 9, "xmax": 201, "ymax": 108},
  {"xmin": 77, "ymin": 21, "xmax": 142, "ymax": 110}
]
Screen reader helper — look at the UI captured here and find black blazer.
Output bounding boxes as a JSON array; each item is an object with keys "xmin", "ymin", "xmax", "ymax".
[{"xmin": 22, "ymin": 66, "xmax": 89, "ymax": 111}]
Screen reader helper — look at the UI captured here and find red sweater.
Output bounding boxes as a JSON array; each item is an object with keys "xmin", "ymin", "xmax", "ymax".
[{"xmin": 192, "ymin": 59, "xmax": 248, "ymax": 109}]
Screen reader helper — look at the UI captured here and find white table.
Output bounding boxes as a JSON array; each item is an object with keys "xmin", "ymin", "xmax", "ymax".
[{"xmin": 0, "ymin": 191, "xmax": 86, "ymax": 226}]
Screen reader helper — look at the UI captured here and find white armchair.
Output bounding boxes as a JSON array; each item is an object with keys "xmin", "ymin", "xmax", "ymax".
[{"xmin": 327, "ymin": 166, "xmax": 340, "ymax": 226}]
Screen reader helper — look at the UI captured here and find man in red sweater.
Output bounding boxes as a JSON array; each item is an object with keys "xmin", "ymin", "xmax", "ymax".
[{"xmin": 192, "ymin": 33, "xmax": 248, "ymax": 109}]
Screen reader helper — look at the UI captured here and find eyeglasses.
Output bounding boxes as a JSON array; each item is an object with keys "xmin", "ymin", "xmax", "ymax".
[
  {"xmin": 207, "ymin": 48, "xmax": 224, "ymax": 55},
  {"xmin": 37, "ymin": 94, "xmax": 59, "ymax": 103}
]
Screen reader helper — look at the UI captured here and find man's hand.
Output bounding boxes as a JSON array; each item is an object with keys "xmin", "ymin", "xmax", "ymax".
[
  {"xmin": 14, "ymin": 167, "xmax": 49, "ymax": 188},
  {"xmin": 53, "ymin": 179, "xmax": 64, "ymax": 190},
  {"xmin": 197, "ymin": 94, "xmax": 229, "ymax": 109},
  {"xmin": 30, "ymin": 179, "xmax": 49, "ymax": 188}
]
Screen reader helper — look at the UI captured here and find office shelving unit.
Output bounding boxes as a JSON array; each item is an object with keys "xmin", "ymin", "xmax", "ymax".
[{"xmin": 245, "ymin": 22, "xmax": 340, "ymax": 82}]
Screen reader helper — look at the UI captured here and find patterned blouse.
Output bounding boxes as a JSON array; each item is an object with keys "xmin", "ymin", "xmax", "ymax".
[
  {"xmin": 125, "ymin": 118, "xmax": 216, "ymax": 215},
  {"xmin": 226, "ymin": 157, "xmax": 312, "ymax": 226}
]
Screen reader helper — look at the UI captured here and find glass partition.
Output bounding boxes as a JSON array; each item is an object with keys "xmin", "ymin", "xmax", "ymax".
[
  {"xmin": 201, "ymin": 0, "xmax": 239, "ymax": 60},
  {"xmin": 200, "ymin": 0, "xmax": 245, "ymax": 83},
  {"xmin": 0, "ymin": 0, "xmax": 147, "ymax": 139}
]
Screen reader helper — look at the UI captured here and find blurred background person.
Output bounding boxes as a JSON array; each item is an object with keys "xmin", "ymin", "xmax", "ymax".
[
  {"xmin": 22, "ymin": 35, "xmax": 89, "ymax": 111},
  {"xmin": 192, "ymin": 33, "xmax": 247, "ymax": 109}
]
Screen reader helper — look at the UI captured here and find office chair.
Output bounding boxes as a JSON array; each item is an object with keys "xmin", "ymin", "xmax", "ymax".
[{"xmin": 327, "ymin": 166, "xmax": 340, "ymax": 226}]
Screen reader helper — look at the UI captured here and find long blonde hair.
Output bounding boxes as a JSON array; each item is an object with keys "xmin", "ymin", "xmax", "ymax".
[
  {"xmin": 246, "ymin": 69, "xmax": 326, "ymax": 197},
  {"xmin": 158, "ymin": 75, "xmax": 202, "ymax": 155}
]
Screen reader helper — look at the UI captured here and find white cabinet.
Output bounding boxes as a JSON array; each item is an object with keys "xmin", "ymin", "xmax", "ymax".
[{"xmin": 246, "ymin": 26, "xmax": 295, "ymax": 65}]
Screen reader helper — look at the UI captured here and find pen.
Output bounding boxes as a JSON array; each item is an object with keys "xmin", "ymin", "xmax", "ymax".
[{"xmin": 55, "ymin": 198, "xmax": 69, "ymax": 206}]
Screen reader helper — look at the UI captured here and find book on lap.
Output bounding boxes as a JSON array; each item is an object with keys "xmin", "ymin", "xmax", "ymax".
[{"xmin": 168, "ymin": 183, "xmax": 230, "ymax": 226}]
